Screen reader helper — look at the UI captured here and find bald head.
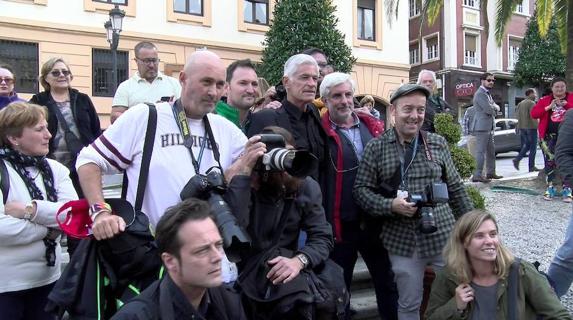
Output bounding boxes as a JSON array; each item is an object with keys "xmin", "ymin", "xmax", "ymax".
[{"xmin": 179, "ymin": 50, "xmax": 226, "ymax": 119}]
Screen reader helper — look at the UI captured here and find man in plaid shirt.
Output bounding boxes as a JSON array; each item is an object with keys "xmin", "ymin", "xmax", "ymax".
[{"xmin": 353, "ymin": 83, "xmax": 473, "ymax": 320}]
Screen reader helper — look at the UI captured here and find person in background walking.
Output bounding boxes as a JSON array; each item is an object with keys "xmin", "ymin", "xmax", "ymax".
[
  {"xmin": 531, "ymin": 77, "xmax": 573, "ymax": 202},
  {"xmin": 513, "ymin": 88, "xmax": 540, "ymax": 172}
]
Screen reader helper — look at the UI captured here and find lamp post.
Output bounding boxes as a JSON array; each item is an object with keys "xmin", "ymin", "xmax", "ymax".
[{"xmin": 104, "ymin": 5, "xmax": 125, "ymax": 93}]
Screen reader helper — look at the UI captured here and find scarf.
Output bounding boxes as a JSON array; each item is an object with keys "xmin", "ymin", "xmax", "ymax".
[{"xmin": 0, "ymin": 147, "xmax": 57, "ymax": 202}]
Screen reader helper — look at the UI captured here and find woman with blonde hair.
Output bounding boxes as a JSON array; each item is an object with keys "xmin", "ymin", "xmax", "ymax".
[
  {"xmin": 0, "ymin": 102, "xmax": 77, "ymax": 319},
  {"xmin": 30, "ymin": 57, "xmax": 101, "ymax": 199},
  {"xmin": 426, "ymin": 210, "xmax": 570, "ymax": 319}
]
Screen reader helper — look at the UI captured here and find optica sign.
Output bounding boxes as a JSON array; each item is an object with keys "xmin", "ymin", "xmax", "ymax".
[{"xmin": 455, "ymin": 82, "xmax": 476, "ymax": 97}]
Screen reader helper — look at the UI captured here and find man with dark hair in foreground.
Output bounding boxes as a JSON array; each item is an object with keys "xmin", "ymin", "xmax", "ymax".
[{"xmin": 111, "ymin": 198, "xmax": 246, "ymax": 320}]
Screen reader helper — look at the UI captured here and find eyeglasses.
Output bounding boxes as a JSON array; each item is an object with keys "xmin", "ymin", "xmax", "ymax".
[
  {"xmin": 0, "ymin": 77, "xmax": 14, "ymax": 85},
  {"xmin": 50, "ymin": 70, "xmax": 71, "ymax": 77},
  {"xmin": 136, "ymin": 58, "xmax": 160, "ymax": 65},
  {"xmin": 486, "ymin": 79, "xmax": 495, "ymax": 83}
]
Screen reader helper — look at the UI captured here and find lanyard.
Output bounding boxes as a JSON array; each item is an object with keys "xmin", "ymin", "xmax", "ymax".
[
  {"xmin": 171, "ymin": 99, "xmax": 222, "ymax": 175},
  {"xmin": 397, "ymin": 131, "xmax": 434, "ymax": 190}
]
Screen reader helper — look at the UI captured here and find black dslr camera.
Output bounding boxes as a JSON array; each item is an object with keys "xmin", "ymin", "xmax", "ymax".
[
  {"xmin": 407, "ymin": 182, "xmax": 449, "ymax": 234},
  {"xmin": 257, "ymin": 134, "xmax": 318, "ymax": 178},
  {"xmin": 180, "ymin": 170, "xmax": 250, "ymax": 262}
]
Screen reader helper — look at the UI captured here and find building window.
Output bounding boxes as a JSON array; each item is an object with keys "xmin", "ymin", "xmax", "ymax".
[
  {"xmin": 92, "ymin": 48, "xmax": 129, "ymax": 97},
  {"xmin": 357, "ymin": 0, "xmax": 375, "ymax": 41},
  {"xmin": 93, "ymin": 0, "xmax": 127, "ymax": 4},
  {"xmin": 173, "ymin": 0, "xmax": 202, "ymax": 15},
  {"xmin": 423, "ymin": 35, "xmax": 439, "ymax": 61},
  {"xmin": 508, "ymin": 39, "xmax": 521, "ymax": 70},
  {"xmin": 409, "ymin": 0, "xmax": 420, "ymax": 17},
  {"xmin": 515, "ymin": 0, "xmax": 528, "ymax": 14},
  {"xmin": 244, "ymin": 0, "xmax": 268, "ymax": 25},
  {"xmin": 464, "ymin": 33, "xmax": 479, "ymax": 66},
  {"xmin": 409, "ymin": 43, "xmax": 419, "ymax": 64},
  {"xmin": 463, "ymin": 0, "xmax": 479, "ymax": 8},
  {"xmin": 0, "ymin": 39, "xmax": 39, "ymax": 94}
]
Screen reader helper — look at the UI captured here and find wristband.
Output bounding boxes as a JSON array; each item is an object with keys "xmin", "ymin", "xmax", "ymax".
[{"xmin": 89, "ymin": 202, "xmax": 112, "ymax": 221}]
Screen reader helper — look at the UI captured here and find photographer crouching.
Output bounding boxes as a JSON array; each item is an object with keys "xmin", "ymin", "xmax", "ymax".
[{"xmin": 224, "ymin": 126, "xmax": 347, "ymax": 319}]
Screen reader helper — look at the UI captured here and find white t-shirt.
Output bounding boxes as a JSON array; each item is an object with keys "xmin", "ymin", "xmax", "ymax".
[
  {"xmin": 112, "ymin": 72, "xmax": 182, "ymax": 108},
  {"xmin": 0, "ymin": 159, "xmax": 78, "ymax": 293},
  {"xmin": 76, "ymin": 102, "xmax": 247, "ymax": 226}
]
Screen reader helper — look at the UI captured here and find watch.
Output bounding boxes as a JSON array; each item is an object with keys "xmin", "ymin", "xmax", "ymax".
[
  {"xmin": 296, "ymin": 254, "xmax": 309, "ymax": 269},
  {"xmin": 23, "ymin": 202, "xmax": 34, "ymax": 220}
]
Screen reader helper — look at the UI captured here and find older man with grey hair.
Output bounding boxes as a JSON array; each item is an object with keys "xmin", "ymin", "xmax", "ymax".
[
  {"xmin": 417, "ymin": 69, "xmax": 452, "ymax": 133},
  {"xmin": 319, "ymin": 72, "xmax": 398, "ymax": 320},
  {"xmin": 246, "ymin": 53, "xmax": 327, "ymax": 181}
]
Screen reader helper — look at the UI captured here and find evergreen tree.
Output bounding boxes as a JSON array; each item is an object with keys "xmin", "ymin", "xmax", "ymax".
[
  {"xmin": 259, "ymin": 0, "xmax": 355, "ymax": 85},
  {"xmin": 513, "ymin": 12, "xmax": 565, "ymax": 88}
]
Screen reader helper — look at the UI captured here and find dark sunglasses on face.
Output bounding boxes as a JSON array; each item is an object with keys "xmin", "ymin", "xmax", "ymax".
[
  {"xmin": 486, "ymin": 79, "xmax": 495, "ymax": 83},
  {"xmin": 0, "ymin": 77, "xmax": 14, "ymax": 85},
  {"xmin": 50, "ymin": 70, "xmax": 71, "ymax": 77}
]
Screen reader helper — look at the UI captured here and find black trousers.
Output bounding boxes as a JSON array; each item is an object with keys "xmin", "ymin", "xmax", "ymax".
[
  {"xmin": 331, "ymin": 221, "xmax": 398, "ymax": 320},
  {"xmin": 0, "ymin": 283, "xmax": 56, "ymax": 320}
]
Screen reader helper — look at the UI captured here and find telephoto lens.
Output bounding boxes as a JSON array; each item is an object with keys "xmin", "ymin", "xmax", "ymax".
[{"xmin": 418, "ymin": 207, "xmax": 438, "ymax": 234}]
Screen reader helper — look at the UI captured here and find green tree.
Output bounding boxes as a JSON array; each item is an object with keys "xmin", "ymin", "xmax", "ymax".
[
  {"xmin": 259, "ymin": 0, "xmax": 355, "ymax": 85},
  {"xmin": 513, "ymin": 12, "xmax": 565, "ymax": 88}
]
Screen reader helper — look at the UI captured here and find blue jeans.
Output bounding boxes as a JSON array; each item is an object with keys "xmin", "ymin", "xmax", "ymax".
[
  {"xmin": 515, "ymin": 128, "xmax": 538, "ymax": 171},
  {"xmin": 548, "ymin": 204, "xmax": 573, "ymax": 297}
]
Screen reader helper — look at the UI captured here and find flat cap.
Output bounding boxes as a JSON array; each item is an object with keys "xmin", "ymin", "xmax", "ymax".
[{"xmin": 390, "ymin": 83, "xmax": 430, "ymax": 104}]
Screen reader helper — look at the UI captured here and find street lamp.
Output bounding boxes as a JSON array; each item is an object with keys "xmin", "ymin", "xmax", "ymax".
[{"xmin": 104, "ymin": 4, "xmax": 125, "ymax": 93}]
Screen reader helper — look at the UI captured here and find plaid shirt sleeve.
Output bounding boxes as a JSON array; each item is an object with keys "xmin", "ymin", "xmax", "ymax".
[{"xmin": 353, "ymin": 138, "xmax": 395, "ymax": 218}]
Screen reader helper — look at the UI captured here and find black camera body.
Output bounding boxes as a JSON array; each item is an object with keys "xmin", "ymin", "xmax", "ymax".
[
  {"xmin": 407, "ymin": 182, "xmax": 449, "ymax": 234},
  {"xmin": 180, "ymin": 171, "xmax": 250, "ymax": 262},
  {"xmin": 257, "ymin": 134, "xmax": 317, "ymax": 178}
]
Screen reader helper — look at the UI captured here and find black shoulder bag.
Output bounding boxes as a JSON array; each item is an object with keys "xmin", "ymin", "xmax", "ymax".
[{"xmin": 1, "ymin": 159, "xmax": 9, "ymax": 204}]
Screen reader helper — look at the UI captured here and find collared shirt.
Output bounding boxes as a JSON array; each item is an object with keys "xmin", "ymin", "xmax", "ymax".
[
  {"xmin": 353, "ymin": 129, "xmax": 473, "ymax": 258},
  {"xmin": 329, "ymin": 113, "xmax": 364, "ymax": 160},
  {"xmin": 112, "ymin": 71, "xmax": 181, "ymax": 108}
]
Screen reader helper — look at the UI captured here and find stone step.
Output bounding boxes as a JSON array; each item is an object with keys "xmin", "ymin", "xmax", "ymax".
[{"xmin": 350, "ymin": 257, "xmax": 380, "ymax": 320}]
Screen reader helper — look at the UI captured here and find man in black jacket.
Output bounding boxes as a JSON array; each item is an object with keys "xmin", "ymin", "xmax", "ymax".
[
  {"xmin": 245, "ymin": 53, "xmax": 327, "ymax": 182},
  {"xmin": 111, "ymin": 199, "xmax": 246, "ymax": 320},
  {"xmin": 547, "ymin": 109, "xmax": 573, "ymax": 298}
]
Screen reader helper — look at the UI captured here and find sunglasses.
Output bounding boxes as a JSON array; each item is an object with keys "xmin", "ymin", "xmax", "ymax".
[
  {"xmin": 485, "ymin": 79, "xmax": 495, "ymax": 83},
  {"xmin": 50, "ymin": 70, "xmax": 71, "ymax": 77},
  {"xmin": 0, "ymin": 77, "xmax": 14, "ymax": 85}
]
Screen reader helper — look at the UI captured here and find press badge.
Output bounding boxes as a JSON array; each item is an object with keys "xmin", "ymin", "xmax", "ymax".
[{"xmin": 397, "ymin": 189, "xmax": 409, "ymax": 199}]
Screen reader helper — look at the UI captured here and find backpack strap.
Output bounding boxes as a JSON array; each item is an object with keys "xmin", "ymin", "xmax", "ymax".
[
  {"xmin": 507, "ymin": 257, "xmax": 521, "ymax": 320},
  {"xmin": 134, "ymin": 103, "xmax": 157, "ymax": 212},
  {"xmin": 120, "ymin": 103, "xmax": 157, "ymax": 211},
  {"xmin": 1, "ymin": 160, "xmax": 9, "ymax": 204}
]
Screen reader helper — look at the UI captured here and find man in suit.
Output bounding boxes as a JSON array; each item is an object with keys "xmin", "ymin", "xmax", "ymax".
[{"xmin": 471, "ymin": 72, "xmax": 502, "ymax": 183}]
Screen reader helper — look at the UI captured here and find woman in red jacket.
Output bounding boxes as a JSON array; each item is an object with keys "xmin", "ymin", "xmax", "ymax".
[{"xmin": 531, "ymin": 77, "xmax": 573, "ymax": 202}]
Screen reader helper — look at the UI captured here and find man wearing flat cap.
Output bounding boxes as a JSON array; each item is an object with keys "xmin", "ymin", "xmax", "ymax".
[{"xmin": 353, "ymin": 84, "xmax": 473, "ymax": 320}]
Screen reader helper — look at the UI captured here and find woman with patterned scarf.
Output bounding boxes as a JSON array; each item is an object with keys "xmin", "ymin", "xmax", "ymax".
[{"xmin": 0, "ymin": 102, "xmax": 77, "ymax": 320}]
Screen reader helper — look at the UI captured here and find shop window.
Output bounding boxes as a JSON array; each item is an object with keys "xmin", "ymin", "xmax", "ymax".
[{"xmin": 0, "ymin": 39, "xmax": 39, "ymax": 94}]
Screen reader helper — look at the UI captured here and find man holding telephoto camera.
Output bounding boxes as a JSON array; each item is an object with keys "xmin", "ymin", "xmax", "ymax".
[
  {"xmin": 353, "ymin": 83, "xmax": 473, "ymax": 320},
  {"xmin": 76, "ymin": 50, "xmax": 258, "ymax": 282},
  {"xmin": 224, "ymin": 126, "xmax": 348, "ymax": 319}
]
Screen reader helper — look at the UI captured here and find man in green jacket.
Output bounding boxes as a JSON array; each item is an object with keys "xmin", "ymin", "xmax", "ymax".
[{"xmin": 513, "ymin": 88, "xmax": 539, "ymax": 172}]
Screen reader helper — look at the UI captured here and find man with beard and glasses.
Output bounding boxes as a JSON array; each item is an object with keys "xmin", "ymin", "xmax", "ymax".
[
  {"xmin": 215, "ymin": 59, "xmax": 259, "ymax": 129},
  {"xmin": 225, "ymin": 126, "xmax": 346, "ymax": 319},
  {"xmin": 353, "ymin": 84, "xmax": 473, "ymax": 320},
  {"xmin": 111, "ymin": 41, "xmax": 181, "ymax": 123}
]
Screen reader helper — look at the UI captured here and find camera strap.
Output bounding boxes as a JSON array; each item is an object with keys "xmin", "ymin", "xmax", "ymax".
[
  {"xmin": 397, "ymin": 130, "xmax": 434, "ymax": 190},
  {"xmin": 172, "ymin": 99, "xmax": 223, "ymax": 175}
]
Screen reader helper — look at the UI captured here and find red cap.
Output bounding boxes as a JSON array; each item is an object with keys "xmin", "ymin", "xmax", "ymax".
[{"xmin": 57, "ymin": 199, "xmax": 93, "ymax": 239}]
